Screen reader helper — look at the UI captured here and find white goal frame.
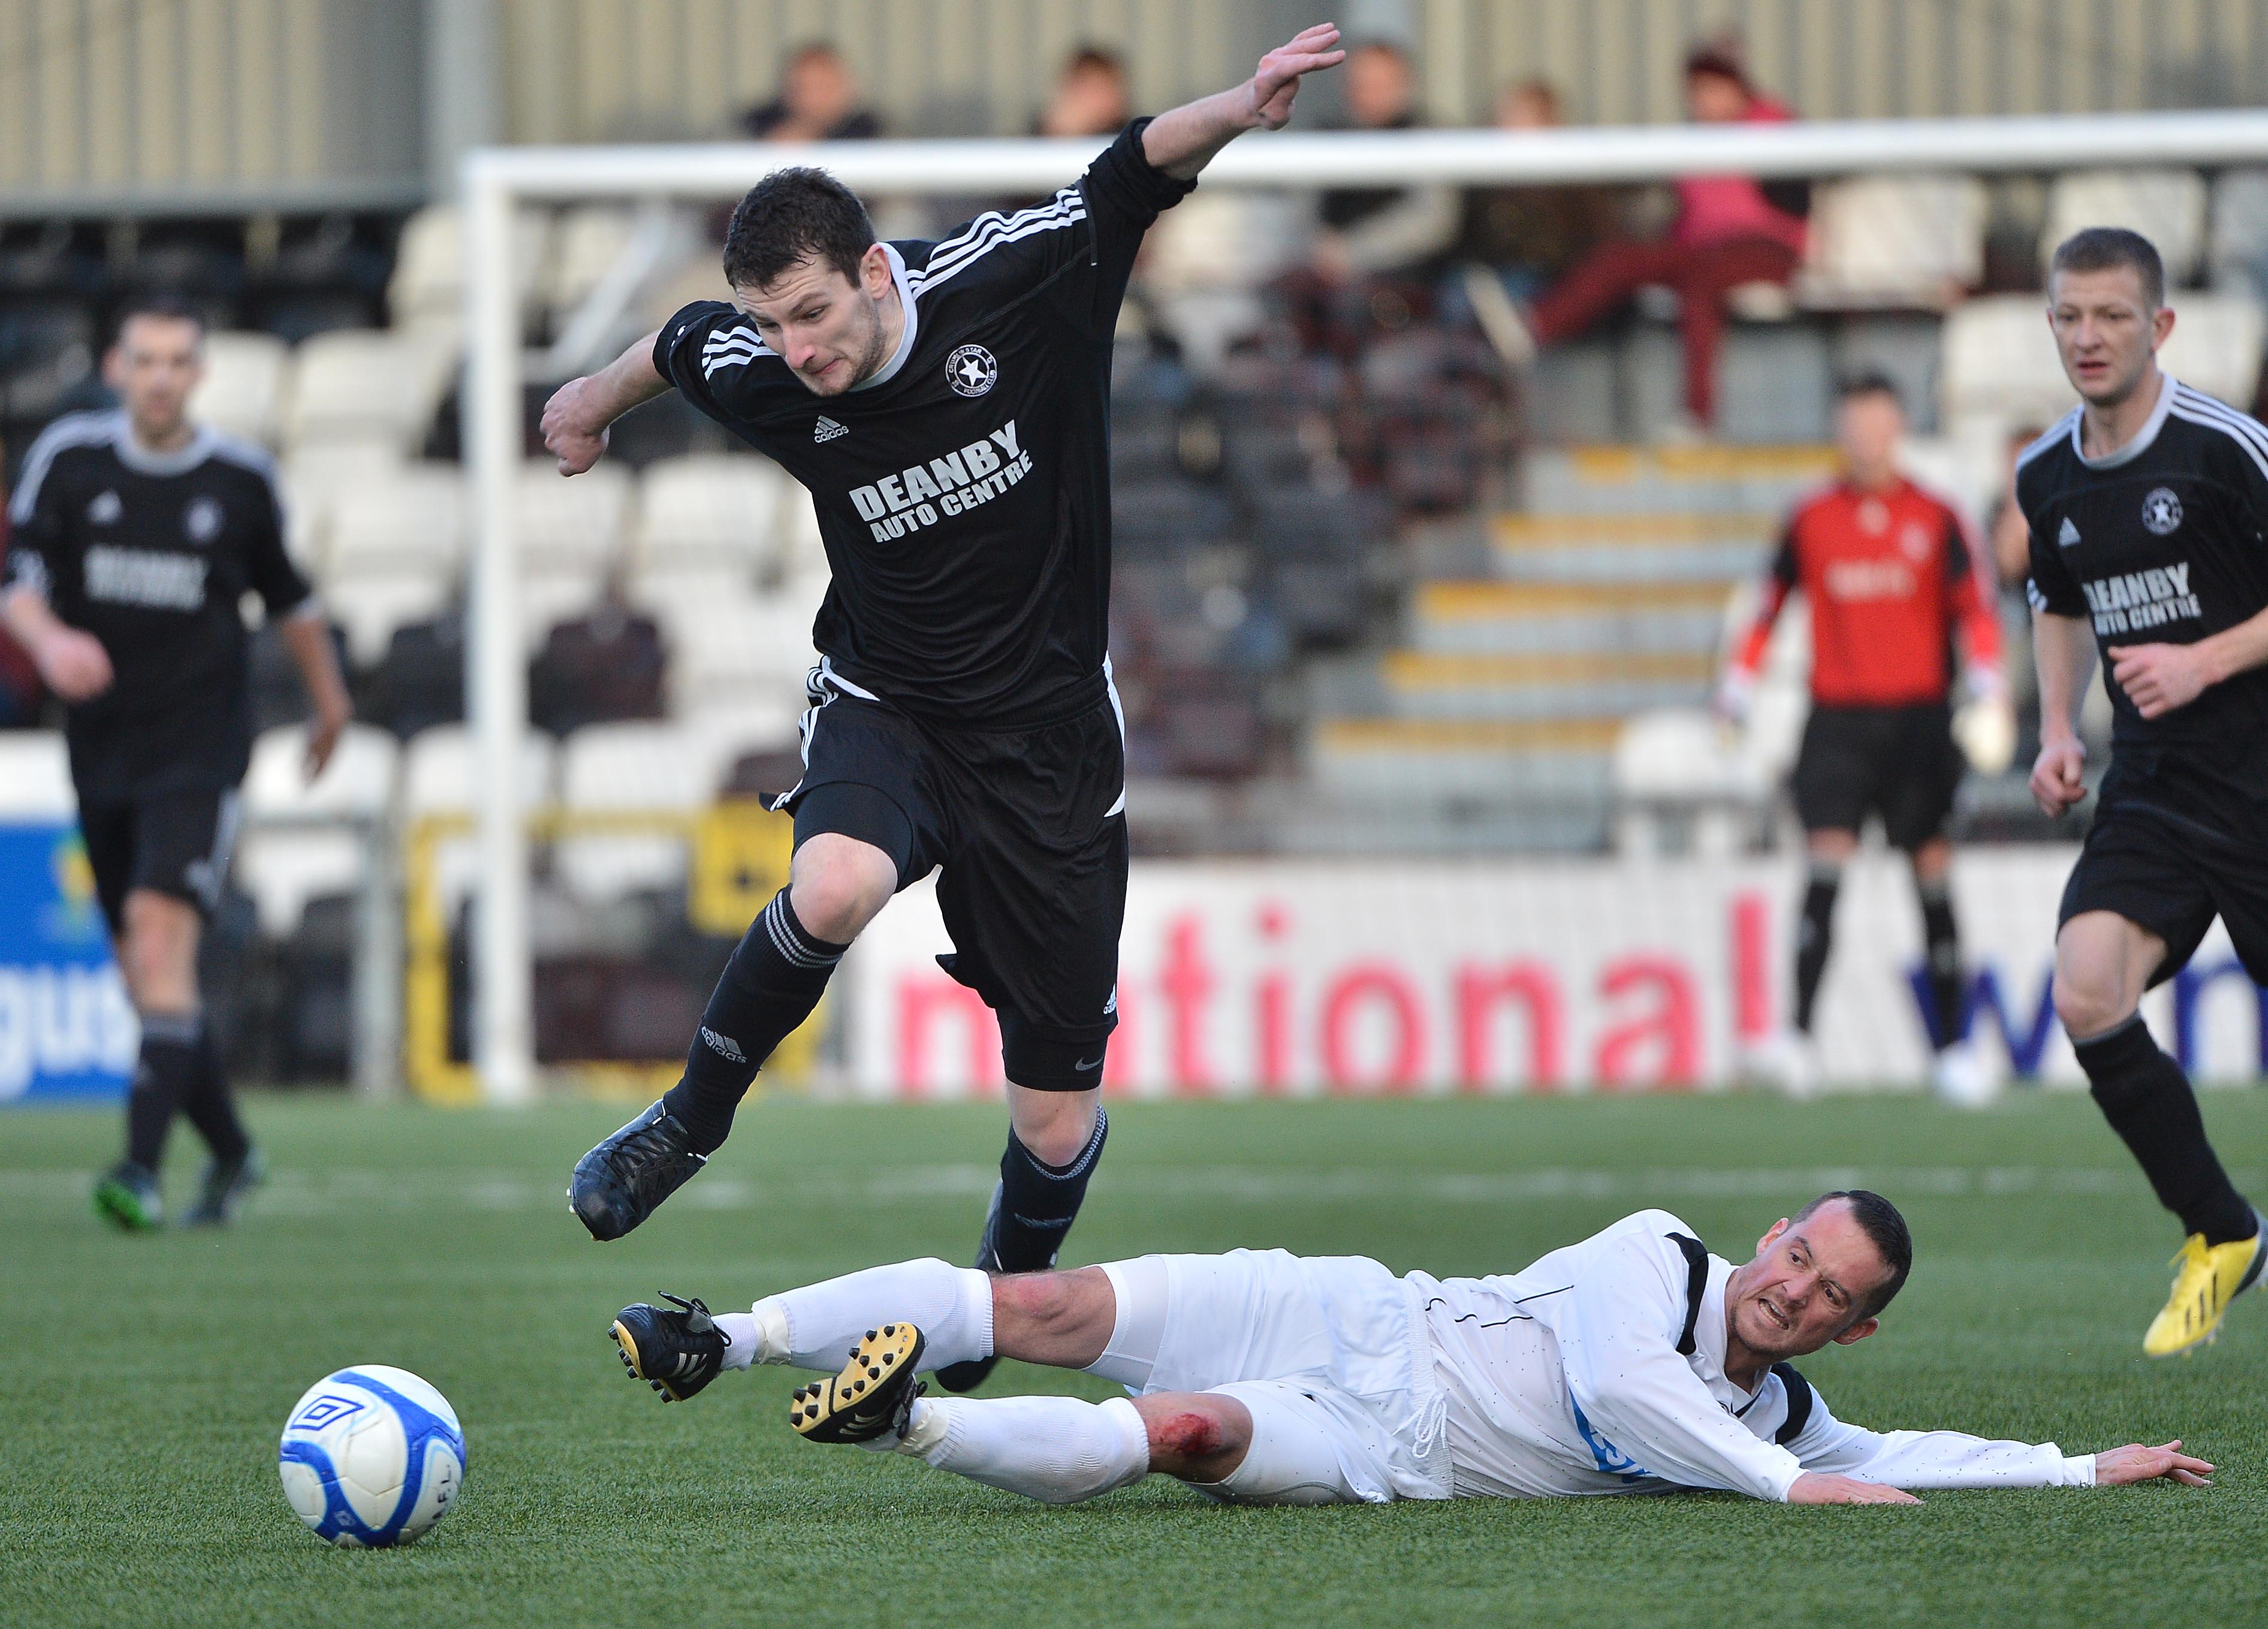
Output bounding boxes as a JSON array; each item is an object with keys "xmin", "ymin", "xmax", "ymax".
[{"xmin": 461, "ymin": 110, "xmax": 2268, "ymax": 1103}]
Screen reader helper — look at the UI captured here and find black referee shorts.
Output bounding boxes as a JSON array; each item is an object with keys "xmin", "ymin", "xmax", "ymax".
[
  {"xmin": 77, "ymin": 786, "xmax": 243, "ymax": 939},
  {"xmin": 2059, "ymin": 761, "xmax": 2268, "ymax": 988},
  {"xmin": 776, "ymin": 674, "xmax": 1127, "ymax": 1091},
  {"xmin": 1791, "ymin": 701, "xmax": 1966, "ymax": 851}
]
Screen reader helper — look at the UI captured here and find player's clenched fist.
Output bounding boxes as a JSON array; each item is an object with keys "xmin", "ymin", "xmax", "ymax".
[
  {"xmin": 540, "ymin": 376, "xmax": 612, "ymax": 476},
  {"xmin": 2029, "ymin": 735, "xmax": 2087, "ymax": 817},
  {"xmin": 2107, "ymin": 641, "xmax": 2215, "ymax": 719},
  {"xmin": 1786, "ymin": 1472, "xmax": 1921, "ymax": 1506},
  {"xmin": 32, "ymin": 624, "xmax": 113, "ymax": 701}
]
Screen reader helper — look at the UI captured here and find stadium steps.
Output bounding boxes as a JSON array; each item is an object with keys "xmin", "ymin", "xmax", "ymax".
[{"xmin": 1305, "ymin": 444, "xmax": 1832, "ymax": 832}]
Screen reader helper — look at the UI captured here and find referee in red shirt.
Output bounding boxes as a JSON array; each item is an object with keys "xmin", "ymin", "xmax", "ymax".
[{"xmin": 1720, "ymin": 373, "xmax": 2005, "ymax": 1103}]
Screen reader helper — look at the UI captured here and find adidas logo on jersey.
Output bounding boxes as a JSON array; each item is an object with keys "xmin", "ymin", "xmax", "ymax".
[
  {"xmin": 2057, "ymin": 517, "xmax": 2081, "ymax": 547},
  {"xmin": 814, "ymin": 416, "xmax": 848, "ymax": 444}
]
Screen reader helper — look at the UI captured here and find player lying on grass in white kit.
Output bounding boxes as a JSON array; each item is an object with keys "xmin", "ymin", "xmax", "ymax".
[{"xmin": 606, "ymin": 1191, "xmax": 2209, "ymax": 1507}]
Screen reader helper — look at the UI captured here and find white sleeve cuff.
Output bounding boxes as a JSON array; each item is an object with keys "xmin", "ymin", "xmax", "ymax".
[{"xmin": 2063, "ymin": 1453, "xmax": 2097, "ymax": 1487}]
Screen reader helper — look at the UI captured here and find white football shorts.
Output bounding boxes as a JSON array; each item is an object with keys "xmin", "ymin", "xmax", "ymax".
[{"xmin": 1095, "ymin": 1248, "xmax": 1450, "ymax": 1506}]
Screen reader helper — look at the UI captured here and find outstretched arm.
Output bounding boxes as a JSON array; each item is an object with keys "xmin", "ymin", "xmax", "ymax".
[
  {"xmin": 1784, "ymin": 1387, "xmax": 2210, "ymax": 1492},
  {"xmin": 1139, "ymin": 22, "xmax": 1346, "ymax": 180},
  {"xmin": 540, "ymin": 329, "xmax": 669, "ymax": 475}
]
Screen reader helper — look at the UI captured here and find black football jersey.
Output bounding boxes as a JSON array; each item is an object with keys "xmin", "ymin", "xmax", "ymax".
[
  {"xmin": 4, "ymin": 409, "xmax": 313, "ymax": 798},
  {"xmin": 2020, "ymin": 376, "xmax": 2268, "ymax": 784},
  {"xmin": 655, "ymin": 118, "xmax": 1193, "ymax": 728}
]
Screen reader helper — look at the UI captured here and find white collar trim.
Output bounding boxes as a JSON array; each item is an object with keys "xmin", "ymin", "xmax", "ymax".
[
  {"xmin": 107, "ymin": 410, "xmax": 217, "ymax": 476},
  {"xmin": 2074, "ymin": 370, "xmax": 2177, "ymax": 469},
  {"xmin": 851, "ymin": 243, "xmax": 918, "ymax": 392}
]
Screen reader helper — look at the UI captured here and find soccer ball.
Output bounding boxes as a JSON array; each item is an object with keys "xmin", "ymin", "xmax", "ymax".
[{"xmin": 277, "ymin": 1365, "xmax": 466, "ymax": 1547}]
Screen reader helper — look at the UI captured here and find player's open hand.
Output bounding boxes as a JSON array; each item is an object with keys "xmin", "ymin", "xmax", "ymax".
[
  {"xmin": 2106, "ymin": 642, "xmax": 2214, "ymax": 718},
  {"xmin": 304, "ymin": 698, "xmax": 351, "ymax": 782},
  {"xmin": 2028, "ymin": 735, "xmax": 2087, "ymax": 817},
  {"xmin": 540, "ymin": 377, "xmax": 611, "ymax": 476},
  {"xmin": 2093, "ymin": 1440, "xmax": 2214, "ymax": 1488},
  {"xmin": 1245, "ymin": 23, "xmax": 1346, "ymax": 131},
  {"xmin": 33, "ymin": 625, "xmax": 113, "ymax": 702},
  {"xmin": 1786, "ymin": 1472, "xmax": 1922, "ymax": 1506}
]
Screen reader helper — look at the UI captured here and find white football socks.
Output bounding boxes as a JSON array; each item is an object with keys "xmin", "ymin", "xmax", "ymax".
[
  {"xmin": 737, "ymin": 1257, "xmax": 994, "ymax": 1372},
  {"xmin": 900, "ymin": 1394, "xmax": 1150, "ymax": 1505}
]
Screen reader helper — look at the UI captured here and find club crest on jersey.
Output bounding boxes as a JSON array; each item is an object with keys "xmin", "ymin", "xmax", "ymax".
[
  {"xmin": 947, "ymin": 343, "xmax": 997, "ymax": 398},
  {"xmin": 1899, "ymin": 522, "xmax": 1932, "ymax": 563},
  {"xmin": 87, "ymin": 490, "xmax": 122, "ymax": 525},
  {"xmin": 814, "ymin": 415, "xmax": 848, "ymax": 444},
  {"xmin": 183, "ymin": 495, "xmax": 224, "ymax": 545},
  {"xmin": 2141, "ymin": 487, "xmax": 2183, "ymax": 536}
]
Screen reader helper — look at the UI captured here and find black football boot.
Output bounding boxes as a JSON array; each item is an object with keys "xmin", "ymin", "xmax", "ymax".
[
  {"xmin": 610, "ymin": 1293, "xmax": 733, "ymax": 1401},
  {"xmin": 570, "ymin": 1100, "xmax": 707, "ymax": 1241}
]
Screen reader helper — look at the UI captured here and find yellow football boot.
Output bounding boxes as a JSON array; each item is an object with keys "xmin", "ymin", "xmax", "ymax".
[{"xmin": 2144, "ymin": 1226, "xmax": 2266, "ymax": 1358}]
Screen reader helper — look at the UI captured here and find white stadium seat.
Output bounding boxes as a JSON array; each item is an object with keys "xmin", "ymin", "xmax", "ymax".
[
  {"xmin": 542, "ymin": 204, "xmax": 638, "ymax": 319},
  {"xmin": 325, "ymin": 566, "xmax": 454, "ymax": 667},
  {"xmin": 236, "ymin": 723, "xmax": 397, "ymax": 935},
  {"xmin": 327, "ymin": 463, "xmax": 468, "ymax": 578},
  {"xmin": 2157, "ymin": 292, "xmax": 2267, "ymax": 409},
  {"xmin": 658, "ymin": 593, "xmax": 821, "ymax": 714},
  {"xmin": 1796, "ymin": 174, "xmax": 1986, "ymax": 309},
  {"xmin": 2210, "ymin": 168, "xmax": 2268, "ymax": 300},
  {"xmin": 1939, "ymin": 294, "xmax": 2077, "ymax": 432},
  {"xmin": 517, "ymin": 461, "xmax": 633, "ymax": 578},
  {"xmin": 635, "ymin": 454, "xmax": 787, "ymax": 569},
  {"xmin": 387, "ymin": 203, "xmax": 551, "ymax": 337},
  {"xmin": 2041, "ymin": 167, "xmax": 2208, "ymax": 285},
  {"xmin": 190, "ymin": 331, "xmax": 291, "ymax": 448},
  {"xmin": 0, "ymin": 731, "xmax": 75, "ymax": 818},
  {"xmin": 402, "ymin": 725, "xmax": 558, "ymax": 912},
  {"xmin": 553, "ymin": 720, "xmax": 723, "ymax": 901},
  {"xmin": 517, "ymin": 574, "xmax": 605, "ymax": 653},
  {"xmin": 285, "ymin": 329, "xmax": 458, "ymax": 455}
]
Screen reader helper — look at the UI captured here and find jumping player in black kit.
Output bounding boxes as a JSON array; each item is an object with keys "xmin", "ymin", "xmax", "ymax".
[
  {"xmin": 2020, "ymin": 228, "xmax": 2268, "ymax": 1356},
  {"xmin": 2, "ymin": 295, "xmax": 352, "ymax": 1230},
  {"xmin": 544, "ymin": 25, "xmax": 1347, "ymax": 1388}
]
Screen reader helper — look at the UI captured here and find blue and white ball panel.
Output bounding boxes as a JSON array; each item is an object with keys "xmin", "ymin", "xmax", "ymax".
[{"xmin": 278, "ymin": 1365, "xmax": 465, "ymax": 1547}]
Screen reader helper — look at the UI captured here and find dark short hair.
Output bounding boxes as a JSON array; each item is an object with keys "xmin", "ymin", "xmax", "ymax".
[
  {"xmin": 1063, "ymin": 45, "xmax": 1125, "ymax": 79},
  {"xmin": 1836, "ymin": 370, "xmax": 1903, "ymax": 409},
  {"xmin": 112, "ymin": 291, "xmax": 206, "ymax": 346},
  {"xmin": 723, "ymin": 167, "xmax": 877, "ymax": 292},
  {"xmin": 1793, "ymin": 1189, "xmax": 1912, "ymax": 1320},
  {"xmin": 1684, "ymin": 42, "xmax": 1751, "ymax": 89},
  {"xmin": 2050, "ymin": 226, "xmax": 2166, "ymax": 310}
]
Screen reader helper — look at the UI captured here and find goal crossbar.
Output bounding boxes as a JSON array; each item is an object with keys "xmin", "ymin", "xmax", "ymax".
[{"xmin": 461, "ymin": 109, "xmax": 2268, "ymax": 1102}]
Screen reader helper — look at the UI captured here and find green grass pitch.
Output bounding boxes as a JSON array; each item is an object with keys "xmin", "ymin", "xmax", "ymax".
[{"xmin": 5, "ymin": 1090, "xmax": 2266, "ymax": 1628}]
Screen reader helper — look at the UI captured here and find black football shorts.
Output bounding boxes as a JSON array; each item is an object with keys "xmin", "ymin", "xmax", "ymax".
[
  {"xmin": 2059, "ymin": 759, "xmax": 2268, "ymax": 988},
  {"xmin": 1790, "ymin": 701, "xmax": 1966, "ymax": 850},
  {"xmin": 76, "ymin": 786, "xmax": 243, "ymax": 937},
  {"xmin": 775, "ymin": 672, "xmax": 1127, "ymax": 1091}
]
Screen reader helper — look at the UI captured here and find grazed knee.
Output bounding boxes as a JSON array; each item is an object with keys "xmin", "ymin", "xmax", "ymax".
[{"xmin": 1148, "ymin": 1408, "xmax": 1226, "ymax": 1460}]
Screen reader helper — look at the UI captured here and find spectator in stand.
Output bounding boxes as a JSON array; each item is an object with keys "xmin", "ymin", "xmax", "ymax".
[
  {"xmin": 1310, "ymin": 40, "xmax": 1458, "ymax": 282},
  {"xmin": 528, "ymin": 578, "xmax": 668, "ymax": 738},
  {"xmin": 1454, "ymin": 80, "xmax": 1626, "ymax": 302},
  {"xmin": 1037, "ymin": 46, "xmax": 1132, "ymax": 138},
  {"xmin": 1504, "ymin": 40, "xmax": 1807, "ymax": 435},
  {"xmin": 741, "ymin": 43, "xmax": 881, "ymax": 143}
]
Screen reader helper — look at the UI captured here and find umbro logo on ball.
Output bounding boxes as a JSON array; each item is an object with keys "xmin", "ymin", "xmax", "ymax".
[{"xmin": 947, "ymin": 343, "xmax": 997, "ymax": 398}]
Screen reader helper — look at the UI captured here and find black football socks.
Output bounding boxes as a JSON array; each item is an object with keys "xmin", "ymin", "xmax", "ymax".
[
  {"xmin": 662, "ymin": 891, "xmax": 848, "ymax": 1156},
  {"xmin": 176, "ymin": 1016, "xmax": 251, "ymax": 1165},
  {"xmin": 1793, "ymin": 860, "xmax": 1841, "ymax": 1034},
  {"xmin": 2074, "ymin": 1015, "xmax": 2257, "ymax": 1246},
  {"xmin": 125, "ymin": 1013, "xmax": 203, "ymax": 1171},
  {"xmin": 1916, "ymin": 874, "xmax": 1965, "ymax": 1049},
  {"xmin": 992, "ymin": 1109, "xmax": 1109, "ymax": 1273}
]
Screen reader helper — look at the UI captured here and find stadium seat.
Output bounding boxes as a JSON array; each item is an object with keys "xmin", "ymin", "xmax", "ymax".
[
  {"xmin": 516, "ymin": 460, "xmax": 634, "ymax": 578},
  {"xmin": 686, "ymin": 695, "xmax": 804, "ymax": 771},
  {"xmin": 1939, "ymin": 294, "xmax": 2077, "ymax": 432},
  {"xmin": 189, "ymin": 330, "xmax": 291, "ymax": 447},
  {"xmin": 1609, "ymin": 709, "xmax": 1769, "ymax": 856},
  {"xmin": 326, "ymin": 566, "xmax": 456, "ymax": 669},
  {"xmin": 402, "ymin": 724, "xmax": 557, "ymax": 912},
  {"xmin": 656, "ymin": 593, "xmax": 820, "ymax": 714},
  {"xmin": 386, "ymin": 203, "xmax": 551, "ymax": 337},
  {"xmin": 1796, "ymin": 174, "xmax": 1986, "ymax": 309},
  {"xmin": 2041, "ymin": 168, "xmax": 2208, "ymax": 285},
  {"xmin": 553, "ymin": 720, "xmax": 722, "ymax": 901},
  {"xmin": 235, "ymin": 723, "xmax": 397, "ymax": 936},
  {"xmin": 0, "ymin": 729, "xmax": 74, "ymax": 818},
  {"xmin": 635, "ymin": 454, "xmax": 787, "ymax": 569},
  {"xmin": 327, "ymin": 463, "xmax": 468, "ymax": 579},
  {"xmin": 518, "ymin": 574, "xmax": 604, "ymax": 654},
  {"xmin": 285, "ymin": 328, "xmax": 457, "ymax": 454},
  {"xmin": 2210, "ymin": 168, "xmax": 2268, "ymax": 301},
  {"xmin": 2156, "ymin": 291, "xmax": 2267, "ymax": 409}
]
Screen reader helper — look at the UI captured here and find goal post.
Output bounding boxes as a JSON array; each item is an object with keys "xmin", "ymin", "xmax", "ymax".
[{"xmin": 460, "ymin": 110, "xmax": 2268, "ymax": 1104}]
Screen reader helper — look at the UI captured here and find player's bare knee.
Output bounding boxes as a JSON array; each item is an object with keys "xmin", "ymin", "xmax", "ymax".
[
  {"xmin": 1135, "ymin": 1393, "xmax": 1250, "ymax": 1477},
  {"xmin": 786, "ymin": 840, "xmax": 892, "ymax": 942},
  {"xmin": 2052, "ymin": 966, "xmax": 2131, "ymax": 1040},
  {"xmin": 1007, "ymin": 1088, "xmax": 1100, "ymax": 1166},
  {"xmin": 990, "ymin": 1265, "xmax": 1111, "ymax": 1357}
]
